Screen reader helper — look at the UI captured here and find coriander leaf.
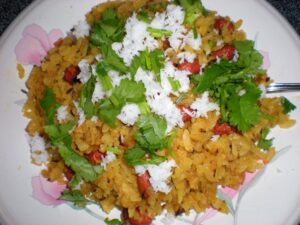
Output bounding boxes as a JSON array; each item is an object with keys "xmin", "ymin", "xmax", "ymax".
[
  {"xmin": 44, "ymin": 123, "xmax": 103, "ymax": 182},
  {"xmin": 177, "ymin": 0, "xmax": 207, "ymax": 24},
  {"xmin": 97, "ymin": 45, "xmax": 128, "ymax": 74},
  {"xmin": 147, "ymin": 27, "xmax": 172, "ymax": 38},
  {"xmin": 80, "ymin": 75, "xmax": 97, "ymax": 119},
  {"xmin": 129, "ymin": 55, "xmax": 142, "ymax": 78},
  {"xmin": 96, "ymin": 62, "xmax": 113, "ymax": 91},
  {"xmin": 57, "ymin": 143, "xmax": 103, "ymax": 182},
  {"xmin": 123, "ymin": 146, "xmax": 166, "ymax": 166},
  {"xmin": 281, "ymin": 97, "xmax": 296, "ymax": 114},
  {"xmin": 105, "ymin": 218, "xmax": 123, "ymax": 225},
  {"xmin": 44, "ymin": 122, "xmax": 75, "ymax": 147},
  {"xmin": 192, "ymin": 63, "xmax": 225, "ymax": 93},
  {"xmin": 40, "ymin": 87, "xmax": 61, "ymax": 124},
  {"xmin": 97, "ymin": 79, "xmax": 146, "ymax": 126},
  {"xmin": 97, "ymin": 98, "xmax": 123, "ymax": 127},
  {"xmin": 257, "ymin": 128, "xmax": 273, "ymax": 150},
  {"xmin": 107, "ymin": 146, "xmax": 122, "ymax": 154},
  {"xmin": 233, "ymin": 40, "xmax": 264, "ymax": 74},
  {"xmin": 69, "ymin": 174, "xmax": 82, "ymax": 188},
  {"xmin": 137, "ymin": 10, "xmax": 151, "ymax": 23},
  {"xmin": 192, "ymin": 39, "xmax": 265, "ymax": 132},
  {"xmin": 130, "ymin": 49, "xmax": 165, "ymax": 82},
  {"xmin": 149, "ymin": 49, "xmax": 165, "ymax": 82},
  {"xmin": 124, "ymin": 146, "xmax": 146, "ymax": 166},
  {"xmin": 59, "ymin": 190, "xmax": 91, "ymax": 208},
  {"xmin": 168, "ymin": 77, "xmax": 181, "ymax": 91},
  {"xmin": 114, "ymin": 79, "xmax": 146, "ymax": 103},
  {"xmin": 136, "ymin": 114, "xmax": 169, "ymax": 150},
  {"xmin": 138, "ymin": 101, "xmax": 151, "ymax": 115},
  {"xmin": 90, "ymin": 8, "xmax": 125, "ymax": 46},
  {"xmin": 228, "ymin": 83, "xmax": 261, "ymax": 132}
]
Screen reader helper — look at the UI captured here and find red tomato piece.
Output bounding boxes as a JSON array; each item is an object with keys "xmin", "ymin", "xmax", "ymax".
[
  {"xmin": 211, "ymin": 44, "xmax": 236, "ymax": 61},
  {"xmin": 213, "ymin": 123, "xmax": 234, "ymax": 135},
  {"xmin": 128, "ymin": 212, "xmax": 152, "ymax": 225},
  {"xmin": 178, "ymin": 105, "xmax": 193, "ymax": 122},
  {"xmin": 64, "ymin": 167, "xmax": 74, "ymax": 181},
  {"xmin": 86, "ymin": 151, "xmax": 105, "ymax": 165},
  {"xmin": 214, "ymin": 17, "xmax": 234, "ymax": 31},
  {"xmin": 178, "ymin": 60, "xmax": 201, "ymax": 74},
  {"xmin": 162, "ymin": 38, "xmax": 170, "ymax": 50},
  {"xmin": 63, "ymin": 65, "xmax": 80, "ymax": 84},
  {"xmin": 137, "ymin": 171, "xmax": 151, "ymax": 198}
]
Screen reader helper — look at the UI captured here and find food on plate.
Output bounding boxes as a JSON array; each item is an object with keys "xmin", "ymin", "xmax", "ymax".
[{"xmin": 22, "ymin": 0, "xmax": 296, "ymax": 224}]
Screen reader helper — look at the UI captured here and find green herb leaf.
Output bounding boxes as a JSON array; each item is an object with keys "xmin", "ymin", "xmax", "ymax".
[
  {"xmin": 137, "ymin": 10, "xmax": 151, "ymax": 23},
  {"xmin": 176, "ymin": 0, "xmax": 207, "ymax": 24},
  {"xmin": 147, "ymin": 27, "xmax": 172, "ymax": 38},
  {"xmin": 168, "ymin": 77, "xmax": 181, "ymax": 91},
  {"xmin": 281, "ymin": 97, "xmax": 296, "ymax": 114},
  {"xmin": 96, "ymin": 62, "xmax": 113, "ymax": 91},
  {"xmin": 40, "ymin": 88, "xmax": 61, "ymax": 124},
  {"xmin": 79, "ymin": 75, "xmax": 97, "ymax": 119},
  {"xmin": 58, "ymin": 143, "xmax": 103, "ymax": 182},
  {"xmin": 114, "ymin": 79, "xmax": 146, "ymax": 103},
  {"xmin": 136, "ymin": 114, "xmax": 168, "ymax": 150},
  {"xmin": 124, "ymin": 146, "xmax": 147, "ymax": 166},
  {"xmin": 107, "ymin": 146, "xmax": 122, "ymax": 154},
  {"xmin": 44, "ymin": 122, "xmax": 75, "ymax": 147},
  {"xmin": 97, "ymin": 98, "xmax": 123, "ymax": 127},
  {"xmin": 257, "ymin": 128, "xmax": 273, "ymax": 150},
  {"xmin": 44, "ymin": 123, "xmax": 103, "ymax": 182},
  {"xmin": 124, "ymin": 146, "xmax": 166, "ymax": 166},
  {"xmin": 149, "ymin": 49, "xmax": 165, "ymax": 82},
  {"xmin": 59, "ymin": 190, "xmax": 91, "ymax": 208},
  {"xmin": 97, "ymin": 79, "xmax": 146, "ymax": 127},
  {"xmin": 90, "ymin": 8, "xmax": 125, "ymax": 46},
  {"xmin": 138, "ymin": 101, "xmax": 151, "ymax": 115},
  {"xmin": 105, "ymin": 218, "xmax": 123, "ymax": 225},
  {"xmin": 227, "ymin": 83, "xmax": 261, "ymax": 132},
  {"xmin": 192, "ymin": 40, "xmax": 265, "ymax": 132}
]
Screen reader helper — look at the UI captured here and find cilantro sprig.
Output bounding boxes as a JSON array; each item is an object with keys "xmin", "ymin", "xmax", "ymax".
[
  {"xmin": 130, "ymin": 49, "xmax": 165, "ymax": 81},
  {"xmin": 281, "ymin": 97, "xmax": 296, "ymax": 114},
  {"xmin": 44, "ymin": 122, "xmax": 103, "ymax": 182},
  {"xmin": 193, "ymin": 40, "xmax": 265, "ymax": 132},
  {"xmin": 257, "ymin": 128, "xmax": 273, "ymax": 151},
  {"xmin": 123, "ymin": 114, "xmax": 170, "ymax": 166},
  {"xmin": 174, "ymin": 0, "xmax": 207, "ymax": 24},
  {"xmin": 59, "ymin": 190, "xmax": 93, "ymax": 208},
  {"xmin": 98, "ymin": 79, "xmax": 146, "ymax": 127},
  {"xmin": 40, "ymin": 88, "xmax": 61, "ymax": 124},
  {"xmin": 90, "ymin": 8, "xmax": 125, "ymax": 46}
]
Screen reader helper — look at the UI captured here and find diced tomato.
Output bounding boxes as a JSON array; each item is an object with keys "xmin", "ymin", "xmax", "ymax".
[
  {"xmin": 178, "ymin": 105, "xmax": 193, "ymax": 122},
  {"xmin": 178, "ymin": 60, "xmax": 201, "ymax": 74},
  {"xmin": 137, "ymin": 171, "xmax": 151, "ymax": 198},
  {"xmin": 162, "ymin": 38, "xmax": 170, "ymax": 50},
  {"xmin": 64, "ymin": 167, "xmax": 74, "ymax": 181},
  {"xmin": 214, "ymin": 17, "xmax": 234, "ymax": 31},
  {"xmin": 128, "ymin": 212, "xmax": 152, "ymax": 225},
  {"xmin": 86, "ymin": 150, "xmax": 105, "ymax": 165},
  {"xmin": 211, "ymin": 44, "xmax": 236, "ymax": 61},
  {"xmin": 63, "ymin": 65, "xmax": 80, "ymax": 85},
  {"xmin": 213, "ymin": 122, "xmax": 234, "ymax": 135}
]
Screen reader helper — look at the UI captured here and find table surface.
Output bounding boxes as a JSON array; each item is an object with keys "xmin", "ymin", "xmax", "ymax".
[
  {"xmin": 0, "ymin": 0, "xmax": 300, "ymax": 36},
  {"xmin": 0, "ymin": 1, "xmax": 299, "ymax": 225}
]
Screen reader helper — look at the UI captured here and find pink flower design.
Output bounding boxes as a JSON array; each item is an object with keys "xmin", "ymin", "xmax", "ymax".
[
  {"xmin": 15, "ymin": 24, "xmax": 64, "ymax": 66},
  {"xmin": 31, "ymin": 174, "xmax": 66, "ymax": 205},
  {"xmin": 193, "ymin": 171, "xmax": 260, "ymax": 225}
]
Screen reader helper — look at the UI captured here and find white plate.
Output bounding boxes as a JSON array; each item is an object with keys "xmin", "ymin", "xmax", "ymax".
[{"xmin": 0, "ymin": 0, "xmax": 300, "ymax": 225}]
